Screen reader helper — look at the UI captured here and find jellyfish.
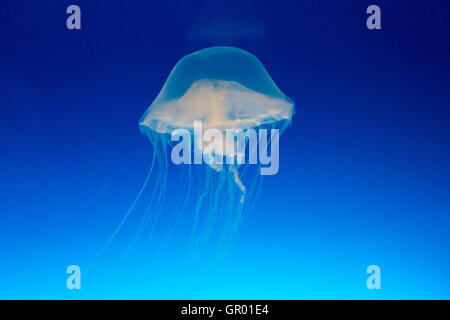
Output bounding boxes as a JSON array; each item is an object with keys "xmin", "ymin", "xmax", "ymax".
[{"xmin": 94, "ymin": 46, "xmax": 294, "ymax": 277}]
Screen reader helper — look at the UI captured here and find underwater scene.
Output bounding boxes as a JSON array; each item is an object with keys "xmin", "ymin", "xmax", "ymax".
[{"xmin": 0, "ymin": 0, "xmax": 449, "ymax": 299}]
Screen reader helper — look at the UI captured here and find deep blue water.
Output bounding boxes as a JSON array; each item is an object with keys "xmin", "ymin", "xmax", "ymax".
[{"xmin": 1, "ymin": 0, "xmax": 449, "ymax": 299}]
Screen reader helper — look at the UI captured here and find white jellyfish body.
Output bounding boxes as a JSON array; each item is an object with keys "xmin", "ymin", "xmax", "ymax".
[
  {"xmin": 94, "ymin": 47, "xmax": 294, "ymax": 284},
  {"xmin": 141, "ymin": 79, "xmax": 292, "ymax": 132},
  {"xmin": 140, "ymin": 47, "xmax": 294, "ymax": 196},
  {"xmin": 140, "ymin": 46, "xmax": 294, "ymax": 134},
  {"xmin": 138, "ymin": 45, "xmax": 294, "ymax": 241}
]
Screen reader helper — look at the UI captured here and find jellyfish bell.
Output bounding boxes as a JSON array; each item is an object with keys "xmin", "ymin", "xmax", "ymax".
[
  {"xmin": 139, "ymin": 46, "xmax": 294, "ymax": 134},
  {"xmin": 141, "ymin": 79, "xmax": 292, "ymax": 133},
  {"xmin": 139, "ymin": 47, "xmax": 294, "ymax": 183}
]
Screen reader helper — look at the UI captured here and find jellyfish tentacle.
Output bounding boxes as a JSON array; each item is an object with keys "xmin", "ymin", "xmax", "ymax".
[
  {"xmin": 138, "ymin": 137, "xmax": 163, "ymax": 232},
  {"xmin": 189, "ymin": 166, "xmax": 211, "ymax": 253},
  {"xmin": 88, "ymin": 138, "xmax": 157, "ymax": 269},
  {"xmin": 118, "ymin": 141, "xmax": 165, "ymax": 263},
  {"xmin": 154, "ymin": 163, "xmax": 192, "ymax": 261},
  {"xmin": 144, "ymin": 135, "xmax": 168, "ymax": 242},
  {"xmin": 201, "ymin": 165, "xmax": 225, "ymax": 246}
]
